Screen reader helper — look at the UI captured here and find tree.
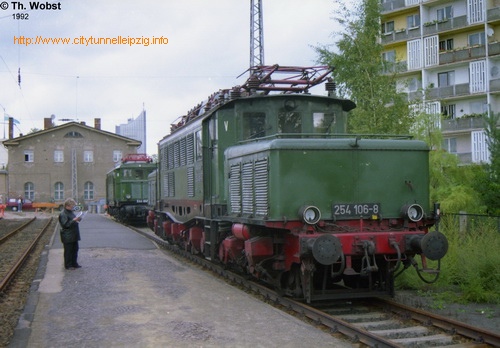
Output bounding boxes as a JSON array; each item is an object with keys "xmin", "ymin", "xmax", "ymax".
[
  {"xmin": 315, "ymin": 0, "xmax": 413, "ymax": 135},
  {"xmin": 473, "ymin": 112, "xmax": 500, "ymax": 215}
]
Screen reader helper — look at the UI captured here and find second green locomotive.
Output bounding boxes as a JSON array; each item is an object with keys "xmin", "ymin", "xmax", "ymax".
[{"xmin": 106, "ymin": 154, "xmax": 156, "ymax": 224}]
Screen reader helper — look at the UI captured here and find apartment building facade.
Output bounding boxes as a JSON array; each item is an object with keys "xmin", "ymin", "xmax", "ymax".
[
  {"xmin": 381, "ymin": 0, "xmax": 500, "ymax": 163},
  {"xmin": 1, "ymin": 119, "xmax": 141, "ymax": 206}
]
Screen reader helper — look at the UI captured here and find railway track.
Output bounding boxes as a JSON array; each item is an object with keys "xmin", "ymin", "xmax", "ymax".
[
  {"xmin": 0, "ymin": 217, "xmax": 53, "ymax": 292},
  {"xmin": 130, "ymin": 225, "xmax": 500, "ymax": 348}
]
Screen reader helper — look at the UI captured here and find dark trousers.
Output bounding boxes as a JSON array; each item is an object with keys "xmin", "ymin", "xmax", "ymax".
[{"xmin": 63, "ymin": 241, "xmax": 79, "ymax": 268}]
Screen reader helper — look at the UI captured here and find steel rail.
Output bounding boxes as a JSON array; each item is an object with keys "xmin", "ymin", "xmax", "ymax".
[
  {"xmin": 0, "ymin": 218, "xmax": 52, "ymax": 292},
  {"xmin": 377, "ymin": 298, "xmax": 500, "ymax": 347},
  {"xmin": 0, "ymin": 217, "xmax": 37, "ymax": 245}
]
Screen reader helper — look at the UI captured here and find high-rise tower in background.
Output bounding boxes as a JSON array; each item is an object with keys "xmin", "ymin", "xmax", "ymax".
[{"xmin": 116, "ymin": 109, "xmax": 147, "ymax": 154}]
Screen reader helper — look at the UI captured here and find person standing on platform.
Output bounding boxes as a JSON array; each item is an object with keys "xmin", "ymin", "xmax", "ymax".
[{"xmin": 58, "ymin": 198, "xmax": 82, "ymax": 270}]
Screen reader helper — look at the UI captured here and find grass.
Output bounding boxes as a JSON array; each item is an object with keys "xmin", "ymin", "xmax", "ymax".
[{"xmin": 396, "ymin": 214, "xmax": 500, "ymax": 304}]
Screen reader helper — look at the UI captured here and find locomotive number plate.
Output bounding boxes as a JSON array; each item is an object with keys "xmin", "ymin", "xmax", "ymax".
[{"xmin": 333, "ymin": 203, "xmax": 380, "ymax": 218}]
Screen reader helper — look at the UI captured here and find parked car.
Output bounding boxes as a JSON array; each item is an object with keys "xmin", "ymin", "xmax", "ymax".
[{"xmin": 6, "ymin": 198, "xmax": 34, "ymax": 211}]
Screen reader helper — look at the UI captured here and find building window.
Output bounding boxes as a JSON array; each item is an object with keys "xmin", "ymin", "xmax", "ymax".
[
  {"xmin": 439, "ymin": 39, "xmax": 454, "ymax": 51},
  {"xmin": 407, "ymin": 14, "xmax": 420, "ymax": 28},
  {"xmin": 84, "ymin": 151, "xmax": 94, "ymax": 163},
  {"xmin": 470, "ymin": 60, "xmax": 486, "ymax": 93},
  {"xmin": 437, "ymin": 6, "xmax": 453, "ymax": 21},
  {"xmin": 84, "ymin": 181, "xmax": 94, "ymax": 200},
  {"xmin": 442, "ymin": 138, "xmax": 457, "ymax": 154},
  {"xmin": 382, "ymin": 50, "xmax": 396, "ymax": 63},
  {"xmin": 24, "ymin": 150, "xmax": 34, "ymax": 162},
  {"xmin": 468, "ymin": 32, "xmax": 485, "ymax": 46},
  {"xmin": 408, "ymin": 77, "xmax": 420, "ymax": 92},
  {"xmin": 24, "ymin": 182, "xmax": 35, "ymax": 200},
  {"xmin": 467, "ymin": 0, "xmax": 484, "ymax": 24},
  {"xmin": 407, "ymin": 39, "xmax": 422, "ymax": 70},
  {"xmin": 64, "ymin": 131, "xmax": 83, "ymax": 138},
  {"xmin": 441, "ymin": 104, "xmax": 456, "ymax": 119},
  {"xmin": 381, "ymin": 21, "xmax": 394, "ymax": 34},
  {"xmin": 471, "ymin": 131, "xmax": 490, "ymax": 163},
  {"xmin": 469, "ymin": 100, "xmax": 487, "ymax": 114},
  {"xmin": 424, "ymin": 35, "xmax": 439, "ymax": 67},
  {"xmin": 54, "ymin": 150, "xmax": 64, "ymax": 163},
  {"xmin": 113, "ymin": 150, "xmax": 122, "ymax": 162},
  {"xmin": 438, "ymin": 71, "xmax": 455, "ymax": 87},
  {"xmin": 54, "ymin": 182, "xmax": 64, "ymax": 200}
]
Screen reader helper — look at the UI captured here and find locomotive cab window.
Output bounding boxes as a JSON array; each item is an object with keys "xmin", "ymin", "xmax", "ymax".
[
  {"xmin": 243, "ymin": 112, "xmax": 266, "ymax": 139},
  {"xmin": 195, "ymin": 130, "xmax": 202, "ymax": 161},
  {"xmin": 313, "ymin": 113, "xmax": 335, "ymax": 134},
  {"xmin": 278, "ymin": 112, "xmax": 301, "ymax": 133}
]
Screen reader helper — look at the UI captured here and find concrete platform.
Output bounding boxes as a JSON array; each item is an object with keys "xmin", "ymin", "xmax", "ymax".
[{"xmin": 8, "ymin": 213, "xmax": 351, "ymax": 347}]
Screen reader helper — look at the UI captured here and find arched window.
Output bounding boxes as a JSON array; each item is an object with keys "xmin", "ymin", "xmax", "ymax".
[
  {"xmin": 54, "ymin": 182, "xmax": 64, "ymax": 200},
  {"xmin": 24, "ymin": 182, "xmax": 35, "ymax": 200},
  {"xmin": 84, "ymin": 181, "xmax": 94, "ymax": 200},
  {"xmin": 64, "ymin": 131, "xmax": 83, "ymax": 138}
]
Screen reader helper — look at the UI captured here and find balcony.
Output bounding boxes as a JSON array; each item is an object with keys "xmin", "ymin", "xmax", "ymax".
[
  {"xmin": 441, "ymin": 116, "xmax": 486, "ymax": 132},
  {"xmin": 439, "ymin": 45, "xmax": 486, "ymax": 64},
  {"xmin": 381, "ymin": 0, "xmax": 407, "ymax": 13},
  {"xmin": 488, "ymin": 7, "xmax": 500, "ymax": 22},
  {"xmin": 408, "ymin": 90, "xmax": 424, "ymax": 101},
  {"xmin": 383, "ymin": 60, "xmax": 409, "ymax": 74},
  {"xmin": 427, "ymin": 83, "xmax": 470, "ymax": 99},
  {"xmin": 489, "ymin": 42, "xmax": 500, "ymax": 56},
  {"xmin": 381, "ymin": 28, "xmax": 421, "ymax": 44},
  {"xmin": 423, "ymin": 15, "xmax": 468, "ymax": 35},
  {"xmin": 456, "ymin": 152, "xmax": 473, "ymax": 164},
  {"xmin": 491, "ymin": 78, "xmax": 500, "ymax": 93}
]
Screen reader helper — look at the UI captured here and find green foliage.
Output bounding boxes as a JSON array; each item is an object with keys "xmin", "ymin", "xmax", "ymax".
[
  {"xmin": 396, "ymin": 215, "xmax": 500, "ymax": 304},
  {"xmin": 474, "ymin": 112, "xmax": 500, "ymax": 215},
  {"xmin": 430, "ymin": 157, "xmax": 486, "ymax": 213},
  {"xmin": 315, "ymin": 0, "xmax": 413, "ymax": 135}
]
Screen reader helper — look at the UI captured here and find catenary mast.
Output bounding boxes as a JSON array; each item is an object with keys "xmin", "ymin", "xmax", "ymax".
[{"xmin": 250, "ymin": 0, "xmax": 264, "ymax": 74}]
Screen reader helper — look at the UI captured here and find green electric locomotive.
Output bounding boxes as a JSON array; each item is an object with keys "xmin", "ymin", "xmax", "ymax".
[
  {"xmin": 148, "ymin": 65, "xmax": 448, "ymax": 302},
  {"xmin": 106, "ymin": 154, "xmax": 156, "ymax": 224}
]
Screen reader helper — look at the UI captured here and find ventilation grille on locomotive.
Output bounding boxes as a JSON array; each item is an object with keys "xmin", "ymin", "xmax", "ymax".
[
  {"xmin": 229, "ymin": 164, "xmax": 241, "ymax": 214},
  {"xmin": 187, "ymin": 166, "xmax": 195, "ymax": 197},
  {"xmin": 230, "ymin": 158, "xmax": 268, "ymax": 217}
]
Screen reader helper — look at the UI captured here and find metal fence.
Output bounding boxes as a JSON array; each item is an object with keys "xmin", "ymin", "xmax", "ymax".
[{"xmin": 442, "ymin": 212, "xmax": 500, "ymax": 234}]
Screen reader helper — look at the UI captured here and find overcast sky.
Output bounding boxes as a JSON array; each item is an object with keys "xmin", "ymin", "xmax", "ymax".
[{"xmin": 1, "ymin": 0, "xmax": 341, "ymax": 154}]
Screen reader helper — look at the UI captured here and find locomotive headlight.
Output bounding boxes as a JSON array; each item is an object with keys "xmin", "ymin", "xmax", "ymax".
[
  {"xmin": 126, "ymin": 194, "xmax": 131, "ymax": 200},
  {"xmin": 299, "ymin": 205, "xmax": 321, "ymax": 225},
  {"xmin": 402, "ymin": 204, "xmax": 424, "ymax": 222}
]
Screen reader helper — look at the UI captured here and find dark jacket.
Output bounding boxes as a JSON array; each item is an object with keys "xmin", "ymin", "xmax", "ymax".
[{"xmin": 59, "ymin": 208, "xmax": 81, "ymax": 243}]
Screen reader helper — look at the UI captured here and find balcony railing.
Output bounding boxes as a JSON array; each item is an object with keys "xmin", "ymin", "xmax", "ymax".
[
  {"xmin": 439, "ymin": 45, "xmax": 486, "ymax": 64},
  {"xmin": 381, "ymin": 0, "xmax": 407, "ymax": 13},
  {"xmin": 423, "ymin": 15, "xmax": 468, "ymax": 35},
  {"xmin": 491, "ymin": 78, "xmax": 500, "ymax": 93},
  {"xmin": 456, "ymin": 152, "xmax": 473, "ymax": 164},
  {"xmin": 427, "ymin": 83, "xmax": 470, "ymax": 99},
  {"xmin": 489, "ymin": 42, "xmax": 500, "ymax": 56},
  {"xmin": 441, "ymin": 116, "xmax": 486, "ymax": 132},
  {"xmin": 381, "ymin": 27, "xmax": 421, "ymax": 44},
  {"xmin": 488, "ymin": 7, "xmax": 500, "ymax": 22}
]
